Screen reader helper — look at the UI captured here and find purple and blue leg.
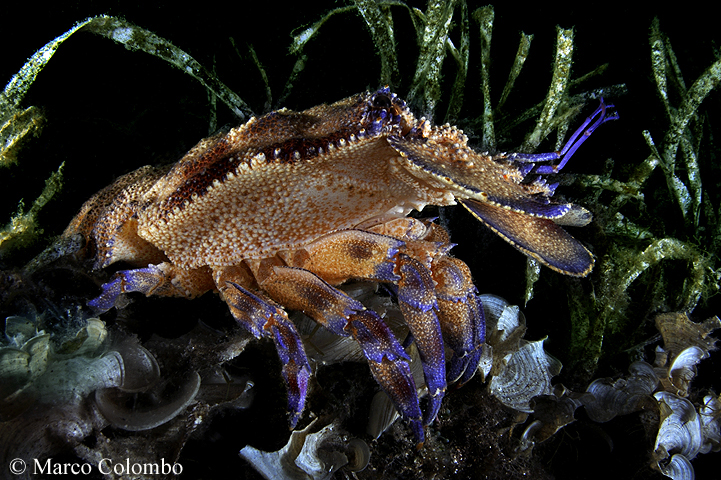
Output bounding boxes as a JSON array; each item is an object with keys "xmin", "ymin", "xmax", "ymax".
[
  {"xmin": 295, "ymin": 229, "xmax": 448, "ymax": 425},
  {"xmin": 432, "ymin": 256, "xmax": 485, "ymax": 386},
  {"xmin": 347, "ymin": 309, "xmax": 425, "ymax": 445},
  {"xmin": 306, "ymin": 227, "xmax": 448, "ymax": 425},
  {"xmin": 279, "ymin": 228, "xmax": 453, "ymax": 441},
  {"xmin": 88, "ymin": 264, "xmax": 166, "ymax": 312},
  {"xmin": 396, "ymin": 253, "xmax": 446, "ymax": 426},
  {"xmin": 88, "ymin": 262, "xmax": 311, "ymax": 428},
  {"xmin": 258, "ymin": 263, "xmax": 425, "ymax": 446},
  {"xmin": 510, "ymin": 98, "xmax": 619, "ymax": 174},
  {"xmin": 88, "ymin": 262, "xmax": 214, "ymax": 312},
  {"xmin": 220, "ymin": 280, "xmax": 311, "ymax": 428}
]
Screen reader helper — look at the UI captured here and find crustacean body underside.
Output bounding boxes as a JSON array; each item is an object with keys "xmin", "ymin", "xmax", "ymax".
[{"xmin": 63, "ymin": 87, "xmax": 616, "ymax": 446}]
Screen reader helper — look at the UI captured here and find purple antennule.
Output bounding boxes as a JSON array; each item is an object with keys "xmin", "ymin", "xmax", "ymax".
[{"xmin": 508, "ymin": 98, "xmax": 618, "ymax": 174}]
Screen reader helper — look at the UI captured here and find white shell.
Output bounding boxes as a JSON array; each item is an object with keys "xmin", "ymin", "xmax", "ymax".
[
  {"xmin": 667, "ymin": 346, "xmax": 705, "ymax": 397},
  {"xmin": 112, "ymin": 338, "xmax": 161, "ymax": 392},
  {"xmin": 345, "ymin": 438, "xmax": 370, "ymax": 472},
  {"xmin": 95, "ymin": 371, "xmax": 201, "ymax": 431},
  {"xmin": 60, "ymin": 317, "xmax": 107, "ymax": 355},
  {"xmin": 654, "ymin": 391, "xmax": 702, "ymax": 461},
  {"xmin": 479, "ymin": 294, "xmax": 526, "ymax": 343},
  {"xmin": 1, "ymin": 317, "xmax": 124, "ymax": 419},
  {"xmin": 489, "ymin": 338, "xmax": 561, "ymax": 413},
  {"xmin": 367, "ymin": 390, "xmax": 400, "ymax": 440},
  {"xmin": 657, "ymin": 454, "xmax": 695, "ymax": 480},
  {"xmin": 240, "ymin": 419, "xmax": 364, "ymax": 480},
  {"xmin": 582, "ymin": 361, "xmax": 658, "ymax": 423},
  {"xmin": 38, "ymin": 352, "xmax": 125, "ymax": 404}
]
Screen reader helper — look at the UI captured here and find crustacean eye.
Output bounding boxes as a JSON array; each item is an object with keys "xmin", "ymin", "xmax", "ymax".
[{"xmin": 372, "ymin": 93, "xmax": 392, "ymax": 109}]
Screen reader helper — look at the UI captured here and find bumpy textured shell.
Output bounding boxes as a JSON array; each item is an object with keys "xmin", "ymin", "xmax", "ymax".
[
  {"xmin": 135, "ymin": 93, "xmax": 451, "ymax": 268},
  {"xmin": 66, "ymin": 88, "xmax": 596, "ymax": 277}
]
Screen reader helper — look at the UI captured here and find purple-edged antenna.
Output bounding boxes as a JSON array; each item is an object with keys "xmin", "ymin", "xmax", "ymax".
[{"xmin": 509, "ymin": 98, "xmax": 619, "ymax": 174}]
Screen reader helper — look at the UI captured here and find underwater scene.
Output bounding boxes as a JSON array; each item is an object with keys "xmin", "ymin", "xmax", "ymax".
[{"xmin": 1, "ymin": 2, "xmax": 719, "ymax": 479}]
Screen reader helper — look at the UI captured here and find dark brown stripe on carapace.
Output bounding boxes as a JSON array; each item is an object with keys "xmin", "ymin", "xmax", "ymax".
[{"xmin": 157, "ymin": 126, "xmax": 374, "ymax": 220}]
